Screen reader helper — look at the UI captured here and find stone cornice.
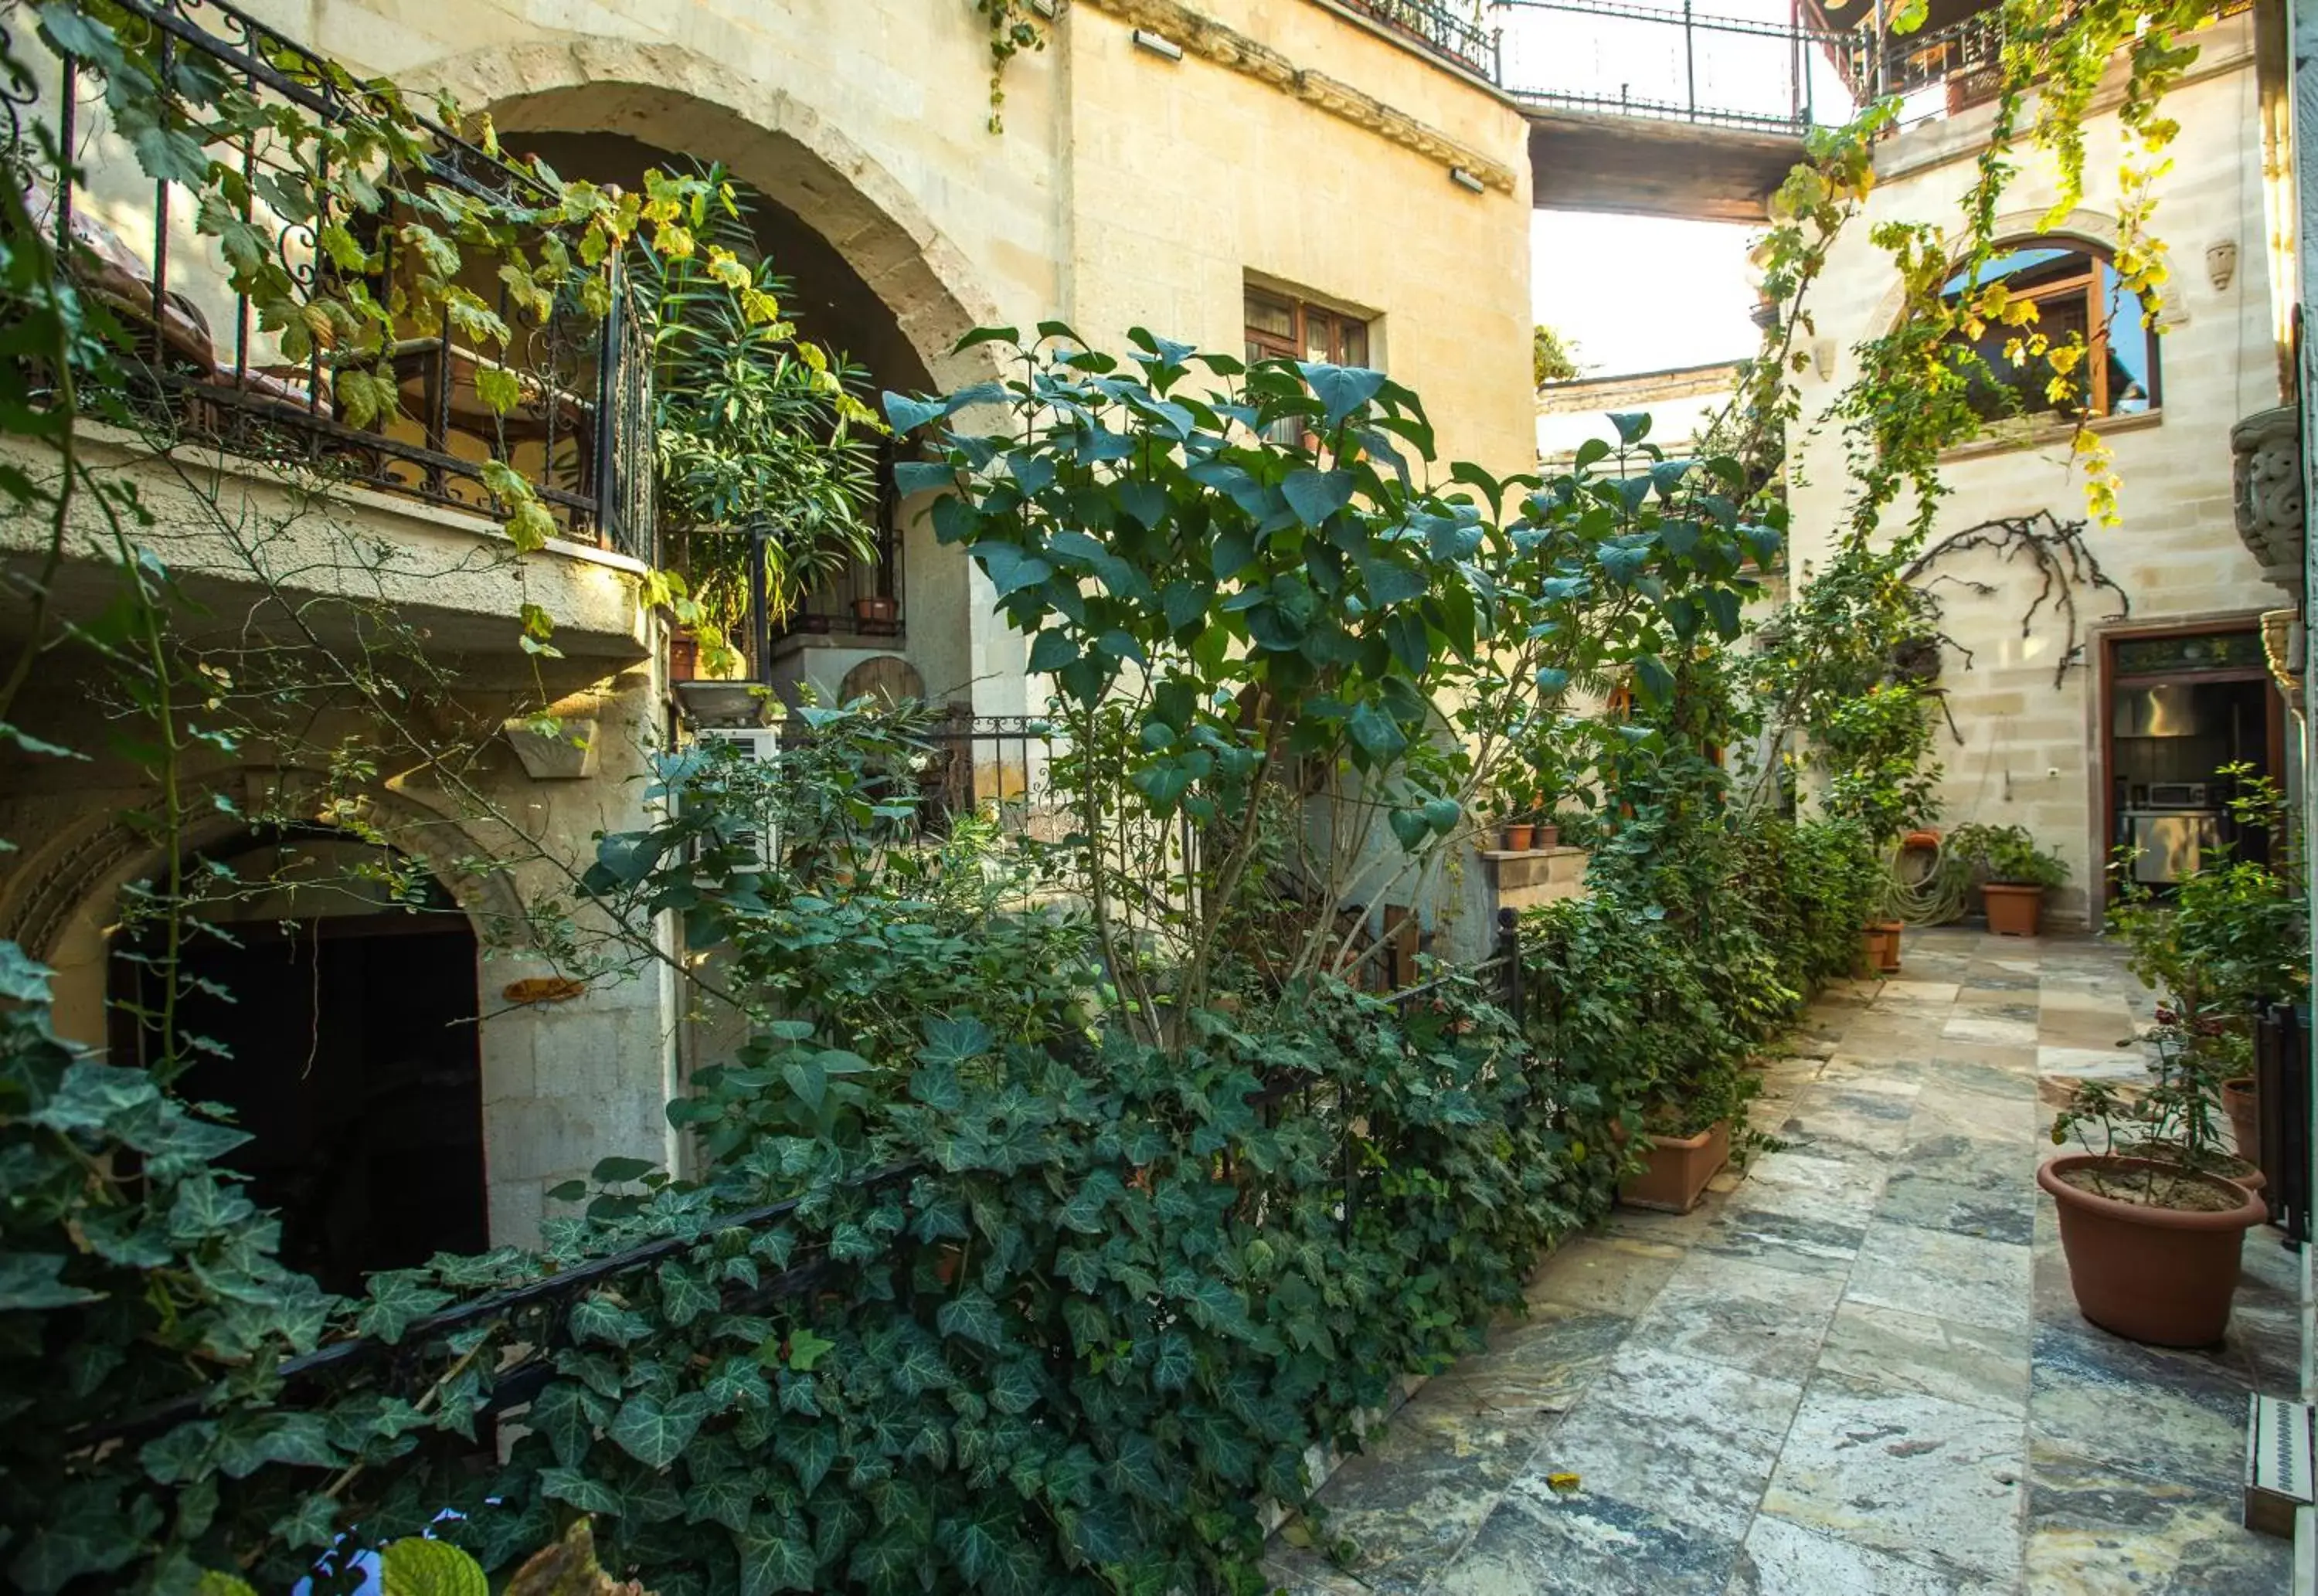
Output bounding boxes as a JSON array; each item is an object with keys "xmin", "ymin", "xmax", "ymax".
[{"xmin": 1077, "ymin": 0, "xmax": 1518, "ymax": 194}]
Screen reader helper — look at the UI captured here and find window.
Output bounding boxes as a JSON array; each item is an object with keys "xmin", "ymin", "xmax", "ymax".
[
  {"xmin": 1245, "ymin": 287, "xmax": 1371, "ymax": 368},
  {"xmin": 1939, "ymin": 243, "xmax": 2157, "ymax": 422}
]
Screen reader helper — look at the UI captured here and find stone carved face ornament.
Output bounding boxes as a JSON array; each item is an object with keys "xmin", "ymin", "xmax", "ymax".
[{"xmin": 2230, "ymin": 406, "xmax": 2304, "ymax": 594}]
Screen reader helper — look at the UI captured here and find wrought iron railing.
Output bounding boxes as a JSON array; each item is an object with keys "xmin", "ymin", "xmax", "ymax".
[
  {"xmin": 15, "ymin": 0, "xmax": 654, "ymax": 562},
  {"xmin": 1496, "ymin": 0, "xmax": 1834, "ymax": 131},
  {"xmin": 1335, "ymin": 0, "xmax": 1504, "ymax": 78}
]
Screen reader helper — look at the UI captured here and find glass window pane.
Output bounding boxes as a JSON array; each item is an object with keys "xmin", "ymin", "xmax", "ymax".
[
  {"xmin": 1341, "ymin": 320, "xmax": 1368, "ymax": 367},
  {"xmin": 2102, "ymin": 263, "xmax": 2155, "ymax": 413},
  {"xmin": 1246, "ymin": 293, "xmax": 1293, "ymax": 340}
]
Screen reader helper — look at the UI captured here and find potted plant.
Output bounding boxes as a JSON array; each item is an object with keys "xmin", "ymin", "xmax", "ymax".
[
  {"xmin": 1952, "ymin": 823, "xmax": 2068, "ymax": 936},
  {"xmin": 2041, "ymin": 1038, "xmax": 2268, "ymax": 1346},
  {"xmin": 852, "ymin": 593, "xmax": 899, "ymax": 627},
  {"xmin": 1501, "ymin": 819, "xmax": 1535, "ymax": 851}
]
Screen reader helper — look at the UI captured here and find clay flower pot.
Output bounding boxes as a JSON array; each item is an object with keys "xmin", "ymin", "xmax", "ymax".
[
  {"xmin": 1982, "ymin": 882, "xmax": 2044, "ymax": 937},
  {"xmin": 1534, "ymin": 821, "xmax": 1561, "ymax": 848},
  {"xmin": 1620, "ymin": 1121, "xmax": 1730, "ymax": 1214},
  {"xmin": 2037, "ymin": 1153, "xmax": 2267, "ymax": 1346},
  {"xmin": 1501, "ymin": 823, "xmax": 1535, "ymax": 851},
  {"xmin": 2221, "ymin": 1076, "xmax": 2260, "ymax": 1166},
  {"xmin": 1872, "ymin": 919, "xmax": 1904, "ymax": 973},
  {"xmin": 852, "ymin": 594, "xmax": 899, "ymax": 627}
]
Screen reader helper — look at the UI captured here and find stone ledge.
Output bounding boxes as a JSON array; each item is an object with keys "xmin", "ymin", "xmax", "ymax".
[{"xmin": 1080, "ymin": 0, "xmax": 1519, "ymax": 193}]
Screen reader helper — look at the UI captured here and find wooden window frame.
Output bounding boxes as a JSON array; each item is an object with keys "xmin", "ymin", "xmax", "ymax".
[
  {"xmin": 1244, "ymin": 287, "xmax": 1371, "ymax": 368},
  {"xmin": 1941, "ymin": 244, "xmax": 2157, "ymax": 421}
]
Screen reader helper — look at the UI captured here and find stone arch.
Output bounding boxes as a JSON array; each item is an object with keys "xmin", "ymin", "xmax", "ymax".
[
  {"xmin": 415, "ymin": 38, "xmax": 1009, "ymax": 395},
  {"xmin": 1866, "ymin": 206, "xmax": 2126, "ymax": 334},
  {"xmin": 0, "ymin": 772, "xmax": 527, "ymax": 1048}
]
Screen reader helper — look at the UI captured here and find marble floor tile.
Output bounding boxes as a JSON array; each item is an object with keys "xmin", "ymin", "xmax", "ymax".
[
  {"xmin": 1759, "ymin": 1372, "xmax": 2027, "ymax": 1583},
  {"xmin": 1769, "ymin": 1086, "xmax": 1919, "ymax": 1160},
  {"xmin": 1632, "ymin": 1251, "xmax": 1846, "ymax": 1382},
  {"xmin": 1945, "ymin": 1013, "xmax": 2042, "ymax": 1048},
  {"xmin": 2036, "ymin": 1044, "xmax": 2150, "ymax": 1081},
  {"xmin": 1525, "ymin": 1233, "xmax": 1687, "ymax": 1318},
  {"xmin": 2024, "ymin": 1440, "xmax": 2290, "ymax": 1596},
  {"xmin": 1879, "ymin": 980, "xmax": 1963, "ymax": 1005},
  {"xmin": 1443, "ymin": 1492, "xmax": 1745, "ymax": 1596},
  {"xmin": 1912, "ymin": 1083, "xmax": 2037, "ymax": 1146},
  {"xmin": 1847, "ymin": 1221, "xmax": 2034, "ymax": 1334},
  {"xmin": 1919, "ymin": 1055, "xmax": 2041, "ymax": 1101},
  {"xmin": 2029, "ymin": 1322, "xmax": 2263, "ymax": 1492},
  {"xmin": 1266, "ymin": 1378, "xmax": 1553, "ymax": 1591},
  {"xmin": 1432, "ymin": 1303, "xmax": 1633, "ymax": 1422},
  {"xmin": 1728, "ymin": 1150, "xmax": 1889, "ymax": 1228},
  {"xmin": 1813, "ymin": 1054, "xmax": 1926, "ymax": 1095},
  {"xmin": 1877, "ymin": 1170, "xmax": 2038, "ymax": 1245},
  {"xmin": 1893, "ymin": 1130, "xmax": 2041, "ymax": 1187},
  {"xmin": 1514, "ymin": 1344, "xmax": 1803, "ymax": 1541},
  {"xmin": 1273, "ymin": 932, "xmax": 2287, "ymax": 1596},
  {"xmin": 1260, "ymin": 1547, "xmax": 1372, "ymax": 1596},
  {"xmin": 1817, "ymin": 1299, "xmax": 2032, "ymax": 1418},
  {"xmin": 1728, "ymin": 1512, "xmax": 2015, "ymax": 1596},
  {"xmin": 1695, "ymin": 1204, "xmax": 1866, "ymax": 1279}
]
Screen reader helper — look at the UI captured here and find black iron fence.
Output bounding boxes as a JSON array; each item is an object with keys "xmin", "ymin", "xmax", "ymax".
[
  {"xmin": 1496, "ymin": 0, "xmax": 1835, "ymax": 131},
  {"xmin": 18, "ymin": 0, "xmax": 654, "ymax": 562},
  {"xmin": 1337, "ymin": 0, "xmax": 1505, "ymax": 78}
]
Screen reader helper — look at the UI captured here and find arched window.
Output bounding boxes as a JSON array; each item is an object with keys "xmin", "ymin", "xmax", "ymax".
[{"xmin": 1940, "ymin": 243, "xmax": 2158, "ymax": 421}]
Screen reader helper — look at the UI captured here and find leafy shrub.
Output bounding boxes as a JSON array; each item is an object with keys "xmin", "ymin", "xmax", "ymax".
[{"xmin": 1945, "ymin": 822, "xmax": 2069, "ymax": 891}]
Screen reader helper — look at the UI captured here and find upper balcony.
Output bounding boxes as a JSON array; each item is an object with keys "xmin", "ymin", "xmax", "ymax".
[{"xmin": 5, "ymin": 0, "xmax": 658, "ymax": 654}]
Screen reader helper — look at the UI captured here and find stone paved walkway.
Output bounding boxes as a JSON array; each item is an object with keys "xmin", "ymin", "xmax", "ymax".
[{"xmin": 1267, "ymin": 928, "xmax": 2299, "ymax": 1595}]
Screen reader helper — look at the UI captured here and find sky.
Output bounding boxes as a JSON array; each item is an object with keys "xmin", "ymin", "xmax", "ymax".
[
  {"xmin": 1505, "ymin": 0, "xmax": 1860, "ymax": 380},
  {"xmin": 1531, "ymin": 211, "xmax": 1762, "ymax": 377}
]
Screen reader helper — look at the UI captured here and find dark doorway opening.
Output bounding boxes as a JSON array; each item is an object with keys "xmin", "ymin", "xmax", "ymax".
[
  {"xmin": 2102, "ymin": 626, "xmax": 2286, "ymax": 903},
  {"xmin": 109, "ymin": 833, "xmax": 487, "ymax": 1295}
]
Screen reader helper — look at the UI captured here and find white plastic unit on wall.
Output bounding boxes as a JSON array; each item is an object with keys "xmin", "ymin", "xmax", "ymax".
[{"xmin": 690, "ymin": 726, "xmax": 782, "ymax": 871}]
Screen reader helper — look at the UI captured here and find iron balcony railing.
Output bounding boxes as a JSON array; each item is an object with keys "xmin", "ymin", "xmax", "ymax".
[
  {"xmin": 1496, "ymin": 0, "xmax": 1837, "ymax": 131},
  {"xmin": 1335, "ymin": 0, "xmax": 1506, "ymax": 79},
  {"xmin": 15, "ymin": 0, "xmax": 656, "ymax": 565}
]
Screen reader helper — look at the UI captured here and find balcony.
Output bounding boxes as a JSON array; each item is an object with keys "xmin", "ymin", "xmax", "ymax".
[{"xmin": 15, "ymin": 0, "xmax": 655, "ymax": 570}]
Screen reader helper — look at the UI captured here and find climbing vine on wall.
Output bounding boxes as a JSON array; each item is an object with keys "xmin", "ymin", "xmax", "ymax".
[
  {"xmin": 1903, "ymin": 511, "xmax": 2129, "ymax": 688},
  {"xmin": 974, "ymin": 0, "xmax": 1052, "ymax": 133}
]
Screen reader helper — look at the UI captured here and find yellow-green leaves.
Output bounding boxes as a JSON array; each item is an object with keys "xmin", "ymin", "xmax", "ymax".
[{"xmin": 379, "ymin": 1537, "xmax": 488, "ymax": 1596}]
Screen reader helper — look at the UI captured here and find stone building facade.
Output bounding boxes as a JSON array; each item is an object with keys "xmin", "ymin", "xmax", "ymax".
[
  {"xmin": 0, "ymin": 0, "xmax": 1537, "ymax": 1264},
  {"xmin": 1784, "ymin": 8, "xmax": 2294, "ymax": 927}
]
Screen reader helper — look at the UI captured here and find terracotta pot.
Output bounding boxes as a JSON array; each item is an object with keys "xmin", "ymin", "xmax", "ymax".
[
  {"xmin": 2037, "ymin": 1154, "xmax": 2267, "ymax": 1346},
  {"xmin": 1620, "ymin": 1120, "xmax": 1730, "ymax": 1214},
  {"xmin": 1535, "ymin": 821, "xmax": 1560, "ymax": 848},
  {"xmin": 852, "ymin": 594, "xmax": 899, "ymax": 626},
  {"xmin": 1872, "ymin": 919, "xmax": 1904, "ymax": 973},
  {"xmin": 1982, "ymin": 882, "xmax": 2044, "ymax": 937},
  {"xmin": 1501, "ymin": 823, "xmax": 1535, "ymax": 851},
  {"xmin": 2221, "ymin": 1077, "xmax": 2260, "ymax": 1167}
]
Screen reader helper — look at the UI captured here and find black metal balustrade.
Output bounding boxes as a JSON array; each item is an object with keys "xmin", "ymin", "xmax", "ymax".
[
  {"xmin": 13, "ymin": 0, "xmax": 655, "ymax": 564},
  {"xmin": 1497, "ymin": 0, "xmax": 1836, "ymax": 131},
  {"xmin": 1337, "ymin": 0, "xmax": 1506, "ymax": 78}
]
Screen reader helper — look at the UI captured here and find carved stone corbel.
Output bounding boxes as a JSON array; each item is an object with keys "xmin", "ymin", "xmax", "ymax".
[{"xmin": 2231, "ymin": 405, "xmax": 2304, "ymax": 599}]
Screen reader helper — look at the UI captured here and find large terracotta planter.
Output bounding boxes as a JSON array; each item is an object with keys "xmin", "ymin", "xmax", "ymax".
[
  {"xmin": 2221, "ymin": 1077, "xmax": 2260, "ymax": 1167},
  {"xmin": 1983, "ymin": 882, "xmax": 2045, "ymax": 937},
  {"xmin": 1620, "ymin": 1121, "xmax": 1730, "ymax": 1214},
  {"xmin": 2037, "ymin": 1154, "xmax": 2267, "ymax": 1346},
  {"xmin": 1501, "ymin": 823, "xmax": 1535, "ymax": 851}
]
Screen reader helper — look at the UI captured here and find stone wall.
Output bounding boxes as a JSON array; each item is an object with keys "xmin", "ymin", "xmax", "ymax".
[{"xmin": 1785, "ymin": 16, "xmax": 2291, "ymax": 928}]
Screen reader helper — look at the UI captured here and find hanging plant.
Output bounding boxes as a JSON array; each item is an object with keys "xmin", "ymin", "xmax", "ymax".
[{"xmin": 974, "ymin": 0, "xmax": 1051, "ymax": 133}]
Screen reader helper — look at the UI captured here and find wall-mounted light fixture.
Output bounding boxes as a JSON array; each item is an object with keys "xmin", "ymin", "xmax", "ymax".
[
  {"xmin": 1449, "ymin": 167, "xmax": 1485, "ymax": 195},
  {"xmin": 1811, "ymin": 337, "xmax": 1837, "ymax": 380},
  {"xmin": 1132, "ymin": 29, "xmax": 1183, "ymax": 60}
]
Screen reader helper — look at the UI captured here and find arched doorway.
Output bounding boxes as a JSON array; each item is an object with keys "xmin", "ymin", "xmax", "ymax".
[
  {"xmin": 490, "ymin": 107, "xmax": 984, "ymax": 712},
  {"xmin": 107, "ymin": 829, "xmax": 487, "ymax": 1295}
]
